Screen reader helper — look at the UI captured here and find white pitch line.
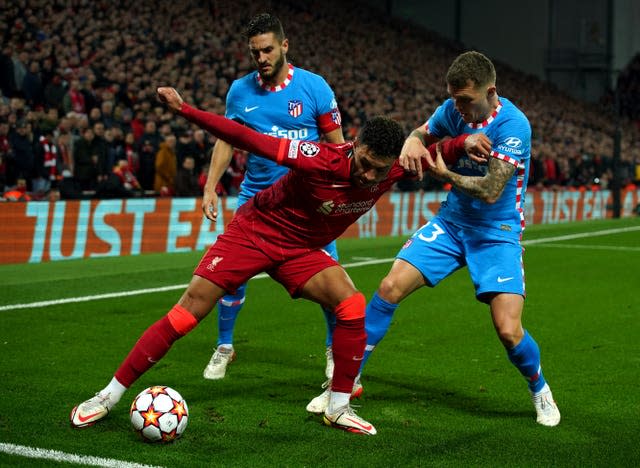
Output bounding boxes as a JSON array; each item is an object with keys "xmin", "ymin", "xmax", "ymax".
[
  {"xmin": 0, "ymin": 442, "xmax": 164, "ymax": 468},
  {"xmin": 528, "ymin": 243, "xmax": 640, "ymax": 252},
  {"xmin": 1, "ymin": 225, "xmax": 638, "ymax": 312},
  {"xmin": 521, "ymin": 225, "xmax": 640, "ymax": 245}
]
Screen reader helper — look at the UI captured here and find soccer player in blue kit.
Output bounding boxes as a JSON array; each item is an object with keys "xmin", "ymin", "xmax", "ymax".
[
  {"xmin": 307, "ymin": 51, "xmax": 561, "ymax": 426},
  {"xmin": 201, "ymin": 13, "xmax": 345, "ymax": 381}
]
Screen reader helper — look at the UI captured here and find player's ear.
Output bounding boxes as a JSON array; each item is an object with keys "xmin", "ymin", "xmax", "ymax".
[
  {"xmin": 281, "ymin": 38, "xmax": 289, "ymax": 54},
  {"xmin": 487, "ymin": 85, "xmax": 497, "ymax": 99}
]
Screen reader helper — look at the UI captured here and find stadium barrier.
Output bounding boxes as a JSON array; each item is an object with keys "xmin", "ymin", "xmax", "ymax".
[{"xmin": 1, "ymin": 188, "xmax": 638, "ymax": 264}]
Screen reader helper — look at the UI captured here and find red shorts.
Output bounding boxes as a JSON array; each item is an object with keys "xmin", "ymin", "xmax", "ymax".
[{"xmin": 194, "ymin": 218, "xmax": 340, "ymax": 297}]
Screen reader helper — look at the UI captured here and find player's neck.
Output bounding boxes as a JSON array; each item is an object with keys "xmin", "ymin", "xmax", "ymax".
[{"xmin": 263, "ymin": 61, "xmax": 290, "ymax": 87}]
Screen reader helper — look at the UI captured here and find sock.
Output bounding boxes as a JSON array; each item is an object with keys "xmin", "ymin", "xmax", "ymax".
[
  {"xmin": 217, "ymin": 283, "xmax": 246, "ymax": 346},
  {"xmin": 99, "ymin": 377, "xmax": 127, "ymax": 406},
  {"xmin": 322, "ymin": 305, "xmax": 336, "ymax": 347},
  {"xmin": 359, "ymin": 292, "xmax": 398, "ymax": 372},
  {"xmin": 328, "ymin": 392, "xmax": 351, "ymax": 413},
  {"xmin": 331, "ymin": 316, "xmax": 365, "ymax": 393},
  {"xmin": 114, "ymin": 306, "xmax": 197, "ymax": 387},
  {"xmin": 507, "ymin": 330, "xmax": 547, "ymax": 393}
]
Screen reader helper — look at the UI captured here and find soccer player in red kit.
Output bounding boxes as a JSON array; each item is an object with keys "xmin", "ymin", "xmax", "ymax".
[{"xmin": 70, "ymin": 87, "xmax": 489, "ymax": 435}]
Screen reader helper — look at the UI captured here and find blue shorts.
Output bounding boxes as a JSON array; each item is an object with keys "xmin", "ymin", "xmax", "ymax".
[{"xmin": 396, "ymin": 216, "xmax": 525, "ymax": 303}]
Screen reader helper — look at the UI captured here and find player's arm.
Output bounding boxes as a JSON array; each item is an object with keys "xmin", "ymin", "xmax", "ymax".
[
  {"xmin": 158, "ymin": 86, "xmax": 287, "ymax": 163},
  {"xmin": 429, "ymin": 143, "xmax": 515, "ymax": 204},
  {"xmin": 201, "ymin": 140, "xmax": 233, "ymax": 221},
  {"xmin": 399, "ymin": 124, "xmax": 440, "ymax": 179},
  {"xmin": 323, "ymin": 127, "xmax": 345, "ymax": 144}
]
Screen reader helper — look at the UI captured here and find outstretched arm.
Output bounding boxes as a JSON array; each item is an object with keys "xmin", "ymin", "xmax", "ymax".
[{"xmin": 157, "ymin": 87, "xmax": 287, "ymax": 165}]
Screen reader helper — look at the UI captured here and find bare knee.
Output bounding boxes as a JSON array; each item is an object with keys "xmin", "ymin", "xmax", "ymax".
[
  {"xmin": 178, "ymin": 276, "xmax": 223, "ymax": 320},
  {"xmin": 378, "ymin": 275, "xmax": 406, "ymax": 304},
  {"xmin": 495, "ymin": 325, "xmax": 524, "ymax": 348}
]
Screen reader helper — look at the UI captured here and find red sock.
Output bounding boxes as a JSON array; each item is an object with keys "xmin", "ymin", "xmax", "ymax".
[
  {"xmin": 114, "ymin": 305, "xmax": 197, "ymax": 387},
  {"xmin": 331, "ymin": 293, "xmax": 366, "ymax": 394}
]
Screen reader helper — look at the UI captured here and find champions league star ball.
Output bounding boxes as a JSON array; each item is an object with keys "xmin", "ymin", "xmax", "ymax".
[{"xmin": 130, "ymin": 386, "xmax": 189, "ymax": 443}]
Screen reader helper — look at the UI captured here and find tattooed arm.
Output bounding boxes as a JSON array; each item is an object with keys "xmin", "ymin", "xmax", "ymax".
[{"xmin": 429, "ymin": 144, "xmax": 515, "ymax": 204}]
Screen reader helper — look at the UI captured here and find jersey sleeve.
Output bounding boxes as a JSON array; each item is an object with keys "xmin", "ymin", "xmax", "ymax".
[
  {"xmin": 224, "ymin": 80, "xmax": 242, "ymax": 121},
  {"xmin": 313, "ymin": 77, "xmax": 342, "ymax": 134},
  {"xmin": 489, "ymin": 119, "xmax": 531, "ymax": 167},
  {"xmin": 178, "ymin": 103, "xmax": 342, "ymax": 175},
  {"xmin": 426, "ymin": 100, "xmax": 453, "ymax": 138}
]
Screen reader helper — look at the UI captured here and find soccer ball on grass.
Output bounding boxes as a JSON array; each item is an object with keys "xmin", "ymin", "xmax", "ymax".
[{"xmin": 129, "ymin": 386, "xmax": 189, "ymax": 442}]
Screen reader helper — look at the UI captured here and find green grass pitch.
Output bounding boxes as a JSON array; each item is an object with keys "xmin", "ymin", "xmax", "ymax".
[{"xmin": 1, "ymin": 217, "xmax": 639, "ymax": 467}]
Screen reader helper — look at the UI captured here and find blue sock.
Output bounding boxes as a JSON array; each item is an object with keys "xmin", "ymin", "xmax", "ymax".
[
  {"xmin": 216, "ymin": 283, "xmax": 247, "ymax": 347},
  {"xmin": 359, "ymin": 292, "xmax": 398, "ymax": 373},
  {"xmin": 323, "ymin": 305, "xmax": 336, "ymax": 347},
  {"xmin": 507, "ymin": 330, "xmax": 547, "ymax": 393}
]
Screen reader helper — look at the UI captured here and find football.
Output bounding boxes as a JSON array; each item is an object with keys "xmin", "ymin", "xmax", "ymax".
[{"xmin": 129, "ymin": 386, "xmax": 189, "ymax": 443}]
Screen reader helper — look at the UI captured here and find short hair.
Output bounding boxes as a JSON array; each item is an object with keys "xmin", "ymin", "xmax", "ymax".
[
  {"xmin": 360, "ymin": 116, "xmax": 404, "ymax": 160},
  {"xmin": 446, "ymin": 51, "xmax": 496, "ymax": 89},
  {"xmin": 243, "ymin": 13, "xmax": 285, "ymax": 42}
]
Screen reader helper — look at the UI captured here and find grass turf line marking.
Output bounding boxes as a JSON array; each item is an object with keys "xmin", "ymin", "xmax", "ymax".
[
  {"xmin": 0, "ymin": 442, "xmax": 164, "ymax": 468},
  {"xmin": 2, "ymin": 225, "xmax": 638, "ymax": 312},
  {"xmin": 528, "ymin": 243, "xmax": 640, "ymax": 252}
]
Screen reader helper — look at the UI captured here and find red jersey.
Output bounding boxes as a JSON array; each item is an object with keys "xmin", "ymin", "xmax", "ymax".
[{"xmin": 179, "ymin": 104, "xmax": 463, "ymax": 259}]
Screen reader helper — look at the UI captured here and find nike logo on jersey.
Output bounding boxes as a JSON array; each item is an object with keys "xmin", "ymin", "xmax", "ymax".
[
  {"xmin": 244, "ymin": 105, "xmax": 259, "ymax": 112},
  {"xmin": 497, "ymin": 276, "xmax": 514, "ymax": 283}
]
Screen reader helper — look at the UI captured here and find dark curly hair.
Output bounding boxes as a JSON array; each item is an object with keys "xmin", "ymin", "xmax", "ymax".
[
  {"xmin": 359, "ymin": 116, "xmax": 404, "ymax": 160},
  {"xmin": 243, "ymin": 13, "xmax": 285, "ymax": 42}
]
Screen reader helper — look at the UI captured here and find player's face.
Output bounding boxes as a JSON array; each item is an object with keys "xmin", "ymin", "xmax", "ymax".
[
  {"xmin": 248, "ymin": 33, "xmax": 289, "ymax": 83},
  {"xmin": 447, "ymin": 80, "xmax": 496, "ymax": 124},
  {"xmin": 351, "ymin": 146, "xmax": 394, "ymax": 188}
]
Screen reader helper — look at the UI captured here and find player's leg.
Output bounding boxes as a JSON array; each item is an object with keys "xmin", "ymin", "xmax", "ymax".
[
  {"xmin": 71, "ymin": 224, "xmax": 264, "ymax": 428},
  {"xmin": 361, "ymin": 218, "xmax": 463, "ymax": 372},
  {"xmin": 272, "ymin": 252, "xmax": 375, "ymax": 434},
  {"xmin": 204, "ymin": 195, "xmax": 252, "ymax": 380},
  {"xmin": 300, "ymin": 265, "xmax": 375, "ymax": 435},
  {"xmin": 488, "ymin": 293, "xmax": 560, "ymax": 426},
  {"xmin": 202, "ymin": 283, "xmax": 246, "ymax": 380},
  {"xmin": 321, "ymin": 241, "xmax": 339, "ymax": 379},
  {"xmin": 467, "ymin": 232, "xmax": 560, "ymax": 426},
  {"xmin": 71, "ymin": 275, "xmax": 224, "ymax": 427}
]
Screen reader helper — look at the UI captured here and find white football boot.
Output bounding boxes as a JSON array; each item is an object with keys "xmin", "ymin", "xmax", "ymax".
[
  {"xmin": 306, "ymin": 376, "xmax": 364, "ymax": 414},
  {"xmin": 531, "ymin": 384, "xmax": 561, "ymax": 426},
  {"xmin": 203, "ymin": 346, "xmax": 236, "ymax": 380},
  {"xmin": 323, "ymin": 404, "xmax": 376, "ymax": 435},
  {"xmin": 324, "ymin": 346, "xmax": 334, "ymax": 380},
  {"xmin": 70, "ymin": 393, "xmax": 115, "ymax": 428}
]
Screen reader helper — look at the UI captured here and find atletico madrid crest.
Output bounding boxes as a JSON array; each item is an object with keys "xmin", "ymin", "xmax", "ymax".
[{"xmin": 288, "ymin": 100, "xmax": 303, "ymax": 118}]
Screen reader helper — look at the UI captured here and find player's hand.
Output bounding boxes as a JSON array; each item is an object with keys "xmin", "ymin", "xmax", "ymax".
[
  {"xmin": 399, "ymin": 135, "xmax": 427, "ymax": 180},
  {"xmin": 464, "ymin": 133, "xmax": 492, "ymax": 164},
  {"xmin": 425, "ymin": 142, "xmax": 448, "ymax": 180},
  {"xmin": 156, "ymin": 87, "xmax": 184, "ymax": 113},
  {"xmin": 201, "ymin": 189, "xmax": 219, "ymax": 222}
]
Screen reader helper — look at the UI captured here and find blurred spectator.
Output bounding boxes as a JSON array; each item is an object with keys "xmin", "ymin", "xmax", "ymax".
[
  {"xmin": 175, "ymin": 155, "xmax": 201, "ymax": 197},
  {"xmin": 2, "ymin": 177, "xmax": 31, "ymax": 201},
  {"xmin": 137, "ymin": 120, "xmax": 161, "ymax": 190},
  {"xmin": 43, "ymin": 74, "xmax": 66, "ymax": 114},
  {"xmin": 97, "ymin": 159, "xmax": 141, "ymax": 199},
  {"xmin": 73, "ymin": 127, "xmax": 100, "ymax": 190},
  {"xmin": 63, "ymin": 80, "xmax": 86, "ymax": 116},
  {"xmin": 59, "ymin": 167, "xmax": 84, "ymax": 200},
  {"xmin": 22, "ymin": 61, "xmax": 44, "ymax": 108},
  {"xmin": 0, "ymin": 45, "xmax": 16, "ymax": 97},
  {"xmin": 154, "ymin": 134, "xmax": 177, "ymax": 196},
  {"xmin": 8, "ymin": 119, "xmax": 35, "ymax": 189}
]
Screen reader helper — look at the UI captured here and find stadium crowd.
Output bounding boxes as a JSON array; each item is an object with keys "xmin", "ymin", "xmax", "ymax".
[{"xmin": 1, "ymin": 0, "xmax": 639, "ymax": 202}]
